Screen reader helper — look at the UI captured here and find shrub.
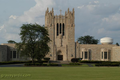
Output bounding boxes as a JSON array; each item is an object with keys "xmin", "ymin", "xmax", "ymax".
[
  {"xmin": 69, "ymin": 63, "xmax": 81, "ymax": 65},
  {"xmin": 49, "ymin": 63, "xmax": 58, "ymax": 66},
  {"xmin": 0, "ymin": 60, "xmax": 48, "ymax": 65},
  {"xmin": 42, "ymin": 60, "xmax": 48, "ymax": 63},
  {"xmin": 42, "ymin": 64, "xmax": 48, "ymax": 66},
  {"xmin": 80, "ymin": 60, "xmax": 102, "ymax": 63},
  {"xmin": 24, "ymin": 63, "xmax": 29, "ymax": 66},
  {"xmin": 95, "ymin": 63, "xmax": 120, "ymax": 66},
  {"xmin": 80, "ymin": 61, "xmax": 120, "ymax": 64},
  {"xmin": 24, "ymin": 63, "xmax": 43, "ymax": 66},
  {"xmin": 71, "ymin": 58, "xmax": 82, "ymax": 62},
  {"xmin": 35, "ymin": 63, "xmax": 42, "ymax": 66},
  {"xmin": 44, "ymin": 58, "xmax": 50, "ymax": 61},
  {"xmin": 111, "ymin": 63, "xmax": 119, "ymax": 66},
  {"xmin": 42, "ymin": 57, "xmax": 50, "ymax": 63},
  {"xmin": 24, "ymin": 63, "xmax": 35, "ymax": 66},
  {"xmin": 0, "ymin": 61, "xmax": 28, "ymax": 65}
]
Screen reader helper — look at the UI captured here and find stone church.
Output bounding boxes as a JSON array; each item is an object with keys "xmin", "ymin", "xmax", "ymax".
[
  {"xmin": 0, "ymin": 8, "xmax": 120, "ymax": 62},
  {"xmin": 45, "ymin": 8, "xmax": 120, "ymax": 62}
]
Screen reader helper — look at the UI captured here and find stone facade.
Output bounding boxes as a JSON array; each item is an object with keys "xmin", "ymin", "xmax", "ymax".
[
  {"xmin": 75, "ymin": 42, "xmax": 118, "ymax": 61},
  {"xmin": 111, "ymin": 47, "xmax": 120, "ymax": 61},
  {"xmin": 0, "ymin": 43, "xmax": 30, "ymax": 62},
  {"xmin": 0, "ymin": 45, "xmax": 8, "ymax": 62},
  {"xmin": 45, "ymin": 8, "xmax": 75, "ymax": 61}
]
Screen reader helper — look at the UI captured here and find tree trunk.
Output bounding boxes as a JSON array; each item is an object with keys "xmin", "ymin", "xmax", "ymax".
[
  {"xmin": 32, "ymin": 49, "xmax": 34, "ymax": 64},
  {"xmin": 32, "ymin": 58, "xmax": 34, "ymax": 64}
]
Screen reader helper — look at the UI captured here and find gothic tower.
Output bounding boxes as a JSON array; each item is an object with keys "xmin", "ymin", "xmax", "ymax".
[{"xmin": 45, "ymin": 8, "xmax": 75, "ymax": 61}]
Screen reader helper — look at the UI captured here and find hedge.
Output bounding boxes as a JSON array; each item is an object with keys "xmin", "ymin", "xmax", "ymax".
[
  {"xmin": 24, "ymin": 63, "xmax": 44, "ymax": 66},
  {"xmin": 0, "ymin": 60, "xmax": 50, "ymax": 65},
  {"xmin": 24, "ymin": 63, "xmax": 59, "ymax": 66},
  {"xmin": 95, "ymin": 63, "xmax": 120, "ymax": 66},
  {"xmin": 48, "ymin": 63, "xmax": 58, "ymax": 66},
  {"xmin": 79, "ymin": 60, "xmax": 120, "ymax": 64},
  {"xmin": 0, "ymin": 61, "xmax": 29, "ymax": 65},
  {"xmin": 69, "ymin": 63, "xmax": 81, "ymax": 65},
  {"xmin": 44, "ymin": 58, "xmax": 50, "ymax": 61},
  {"xmin": 71, "ymin": 58, "xmax": 82, "ymax": 62}
]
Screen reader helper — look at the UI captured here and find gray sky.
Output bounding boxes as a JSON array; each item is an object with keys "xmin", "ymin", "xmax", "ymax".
[{"xmin": 0, "ymin": 0, "xmax": 120, "ymax": 44}]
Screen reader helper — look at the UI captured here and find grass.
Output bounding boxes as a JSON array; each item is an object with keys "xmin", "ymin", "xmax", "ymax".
[
  {"xmin": 0, "ymin": 67, "xmax": 120, "ymax": 80},
  {"xmin": 91, "ymin": 64, "xmax": 96, "ymax": 67},
  {"xmin": 81, "ymin": 64, "xmax": 89, "ymax": 67}
]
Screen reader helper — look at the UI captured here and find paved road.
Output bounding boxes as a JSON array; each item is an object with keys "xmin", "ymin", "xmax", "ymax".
[{"xmin": 0, "ymin": 64, "xmax": 24, "ymax": 67}]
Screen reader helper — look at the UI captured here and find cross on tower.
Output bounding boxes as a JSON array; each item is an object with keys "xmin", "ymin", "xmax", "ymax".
[{"xmin": 60, "ymin": 9, "xmax": 62, "ymax": 15}]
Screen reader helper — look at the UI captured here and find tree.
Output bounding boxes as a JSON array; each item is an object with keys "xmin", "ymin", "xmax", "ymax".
[
  {"xmin": 77, "ymin": 35, "xmax": 99, "ymax": 44},
  {"xmin": 16, "ymin": 23, "xmax": 50, "ymax": 63},
  {"xmin": 116, "ymin": 43, "xmax": 119, "ymax": 46},
  {"xmin": 8, "ymin": 40, "xmax": 16, "ymax": 43}
]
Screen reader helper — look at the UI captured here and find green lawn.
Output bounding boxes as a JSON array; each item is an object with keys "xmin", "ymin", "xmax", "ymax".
[
  {"xmin": 0, "ymin": 67, "xmax": 120, "ymax": 80},
  {"xmin": 81, "ymin": 64, "xmax": 89, "ymax": 67}
]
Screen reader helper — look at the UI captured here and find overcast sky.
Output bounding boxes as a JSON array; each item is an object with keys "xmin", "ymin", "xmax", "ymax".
[{"xmin": 0, "ymin": 0, "xmax": 120, "ymax": 44}]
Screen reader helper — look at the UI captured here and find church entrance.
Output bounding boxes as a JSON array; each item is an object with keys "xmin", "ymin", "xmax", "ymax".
[{"xmin": 58, "ymin": 55, "xmax": 63, "ymax": 60}]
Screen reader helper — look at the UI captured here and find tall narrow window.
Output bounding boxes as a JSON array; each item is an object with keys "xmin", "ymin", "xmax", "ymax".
[
  {"xmin": 57, "ymin": 23, "xmax": 59, "ymax": 36},
  {"xmin": 82, "ymin": 52, "xmax": 83, "ymax": 58},
  {"xmin": 102, "ymin": 52, "xmax": 103, "ymax": 59},
  {"xmin": 13, "ymin": 51, "xmax": 16, "ymax": 58},
  {"xmin": 89, "ymin": 50, "xmax": 91, "ymax": 60},
  {"xmin": 17, "ymin": 53, "xmax": 19, "ymax": 58},
  {"xmin": 71, "ymin": 54, "xmax": 73, "ymax": 57},
  {"xmin": 104, "ymin": 52, "xmax": 107, "ymax": 59},
  {"xmin": 60, "ymin": 23, "xmax": 61, "ymax": 34},
  {"xmin": 85, "ymin": 52, "xmax": 87, "ymax": 59},
  {"xmin": 63, "ymin": 23, "xmax": 64, "ymax": 36},
  {"xmin": 108, "ymin": 51, "xmax": 110, "ymax": 59},
  {"xmin": 10, "ymin": 51, "xmax": 12, "ymax": 58}
]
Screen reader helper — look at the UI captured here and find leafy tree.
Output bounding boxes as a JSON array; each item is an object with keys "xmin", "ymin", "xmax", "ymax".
[
  {"xmin": 16, "ymin": 23, "xmax": 50, "ymax": 63},
  {"xmin": 77, "ymin": 35, "xmax": 99, "ymax": 44},
  {"xmin": 116, "ymin": 43, "xmax": 119, "ymax": 46},
  {"xmin": 8, "ymin": 40, "xmax": 16, "ymax": 43}
]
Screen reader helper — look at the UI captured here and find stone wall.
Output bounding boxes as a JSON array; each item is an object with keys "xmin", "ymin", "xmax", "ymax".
[
  {"xmin": 76, "ymin": 43, "xmax": 117, "ymax": 61},
  {"xmin": 111, "ymin": 46, "xmax": 120, "ymax": 61},
  {"xmin": 1, "ymin": 43, "xmax": 30, "ymax": 62},
  {"xmin": 0, "ymin": 45, "xmax": 8, "ymax": 62}
]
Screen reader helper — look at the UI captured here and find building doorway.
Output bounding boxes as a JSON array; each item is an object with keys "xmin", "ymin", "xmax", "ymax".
[{"xmin": 58, "ymin": 55, "xmax": 63, "ymax": 60}]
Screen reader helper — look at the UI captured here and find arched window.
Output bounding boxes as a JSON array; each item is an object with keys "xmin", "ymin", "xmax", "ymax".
[
  {"xmin": 57, "ymin": 23, "xmax": 59, "ymax": 36},
  {"xmin": 60, "ymin": 23, "xmax": 61, "ymax": 34},
  {"xmin": 63, "ymin": 23, "xmax": 64, "ymax": 36}
]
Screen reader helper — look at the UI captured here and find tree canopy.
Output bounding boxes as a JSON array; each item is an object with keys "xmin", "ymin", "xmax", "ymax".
[
  {"xmin": 8, "ymin": 40, "xmax": 16, "ymax": 43},
  {"xmin": 77, "ymin": 35, "xmax": 99, "ymax": 44},
  {"xmin": 16, "ymin": 23, "xmax": 50, "ymax": 63},
  {"xmin": 116, "ymin": 43, "xmax": 119, "ymax": 46}
]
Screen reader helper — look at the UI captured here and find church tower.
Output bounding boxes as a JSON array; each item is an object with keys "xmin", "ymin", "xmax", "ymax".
[{"xmin": 45, "ymin": 8, "xmax": 75, "ymax": 61}]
